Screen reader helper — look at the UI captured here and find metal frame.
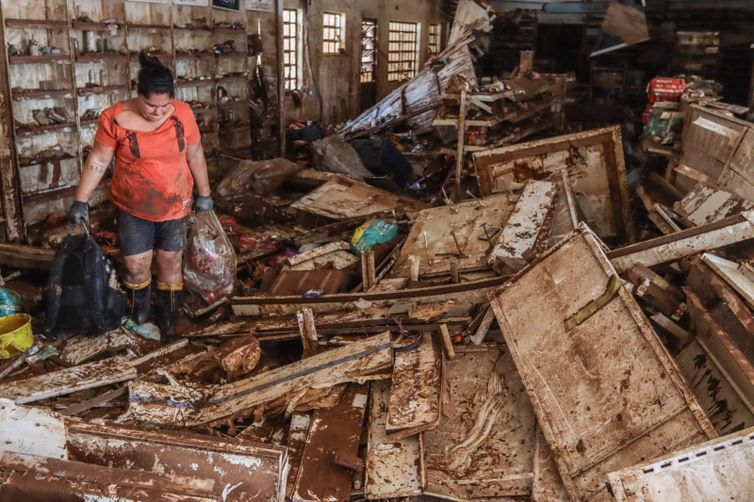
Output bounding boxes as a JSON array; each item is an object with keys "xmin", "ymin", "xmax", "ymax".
[{"xmin": 387, "ymin": 21, "xmax": 419, "ymax": 82}]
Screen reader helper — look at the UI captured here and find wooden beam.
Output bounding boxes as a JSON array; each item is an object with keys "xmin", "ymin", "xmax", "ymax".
[{"xmin": 609, "ymin": 210, "xmax": 754, "ymax": 272}]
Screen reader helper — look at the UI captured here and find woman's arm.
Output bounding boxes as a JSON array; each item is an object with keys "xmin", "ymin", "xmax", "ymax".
[
  {"xmin": 74, "ymin": 142, "xmax": 115, "ymax": 202},
  {"xmin": 186, "ymin": 141, "xmax": 211, "ymax": 197}
]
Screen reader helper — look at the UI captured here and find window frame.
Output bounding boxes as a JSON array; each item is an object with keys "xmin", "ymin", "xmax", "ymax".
[
  {"xmin": 322, "ymin": 11, "xmax": 346, "ymax": 55},
  {"xmin": 428, "ymin": 23, "xmax": 440, "ymax": 55},
  {"xmin": 282, "ymin": 8, "xmax": 301, "ymax": 91},
  {"xmin": 360, "ymin": 19, "xmax": 377, "ymax": 83},
  {"xmin": 387, "ymin": 21, "xmax": 420, "ymax": 82}
]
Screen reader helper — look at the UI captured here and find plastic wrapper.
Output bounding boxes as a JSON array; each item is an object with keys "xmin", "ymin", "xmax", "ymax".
[
  {"xmin": 215, "ymin": 158, "xmax": 302, "ymax": 197},
  {"xmin": 184, "ymin": 210, "xmax": 237, "ymax": 304},
  {"xmin": 311, "ymin": 135, "xmax": 373, "ymax": 180},
  {"xmin": 351, "ymin": 219, "xmax": 399, "ymax": 256}
]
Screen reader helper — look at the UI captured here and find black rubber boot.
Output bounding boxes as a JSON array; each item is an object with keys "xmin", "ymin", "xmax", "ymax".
[
  {"xmin": 156, "ymin": 288, "xmax": 181, "ymax": 342},
  {"xmin": 126, "ymin": 283, "xmax": 151, "ymax": 325}
]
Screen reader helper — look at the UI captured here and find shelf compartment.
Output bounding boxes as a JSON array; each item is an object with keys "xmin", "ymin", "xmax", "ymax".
[
  {"xmin": 72, "ymin": 21, "xmax": 120, "ymax": 31},
  {"xmin": 176, "ymin": 78, "xmax": 215, "ymax": 88}
]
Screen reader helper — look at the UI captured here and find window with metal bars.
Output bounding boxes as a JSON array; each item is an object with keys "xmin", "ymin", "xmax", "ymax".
[
  {"xmin": 388, "ymin": 21, "xmax": 419, "ymax": 82},
  {"xmin": 428, "ymin": 23, "xmax": 440, "ymax": 55},
  {"xmin": 283, "ymin": 8, "xmax": 299, "ymax": 90},
  {"xmin": 360, "ymin": 19, "xmax": 377, "ymax": 83},
  {"xmin": 323, "ymin": 11, "xmax": 345, "ymax": 54}
]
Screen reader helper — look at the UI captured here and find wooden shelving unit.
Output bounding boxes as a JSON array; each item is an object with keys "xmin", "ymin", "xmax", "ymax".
[{"xmin": 0, "ymin": 0, "xmax": 259, "ymax": 231}]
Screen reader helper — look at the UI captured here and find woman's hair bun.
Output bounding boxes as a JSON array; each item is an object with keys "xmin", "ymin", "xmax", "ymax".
[{"xmin": 139, "ymin": 51, "xmax": 164, "ymax": 69}]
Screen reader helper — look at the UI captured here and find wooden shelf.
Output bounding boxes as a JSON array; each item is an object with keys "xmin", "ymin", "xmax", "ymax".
[
  {"xmin": 216, "ymin": 74, "xmax": 247, "ymax": 82},
  {"xmin": 78, "ymin": 85, "xmax": 129, "ymax": 96},
  {"xmin": 23, "ymin": 185, "xmax": 77, "ymax": 204},
  {"xmin": 126, "ymin": 23, "xmax": 170, "ymax": 30},
  {"xmin": 76, "ymin": 52, "xmax": 127, "ymax": 63},
  {"xmin": 16, "ymin": 122, "xmax": 76, "ymax": 136},
  {"xmin": 217, "ymin": 52, "xmax": 246, "ymax": 59},
  {"xmin": 9, "ymin": 55, "xmax": 70, "ymax": 64},
  {"xmin": 213, "ymin": 26, "xmax": 245, "ymax": 33},
  {"xmin": 80, "ymin": 119, "xmax": 99, "ymax": 127},
  {"xmin": 174, "ymin": 25, "xmax": 212, "ymax": 32},
  {"xmin": 176, "ymin": 52, "xmax": 214, "ymax": 59},
  {"xmin": 18, "ymin": 154, "xmax": 75, "ymax": 168},
  {"xmin": 176, "ymin": 78, "xmax": 215, "ymax": 88},
  {"xmin": 72, "ymin": 21, "xmax": 119, "ymax": 31},
  {"xmin": 12, "ymin": 89, "xmax": 72, "ymax": 100},
  {"xmin": 5, "ymin": 19, "xmax": 68, "ymax": 29},
  {"xmin": 219, "ymin": 123, "xmax": 251, "ymax": 134}
]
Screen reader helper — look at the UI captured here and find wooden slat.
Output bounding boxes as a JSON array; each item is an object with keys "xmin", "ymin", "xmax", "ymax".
[
  {"xmin": 292, "ymin": 383, "xmax": 369, "ymax": 501},
  {"xmin": 365, "ymin": 381, "xmax": 425, "ymax": 499},
  {"xmin": 489, "ymin": 227, "xmax": 716, "ymax": 500}
]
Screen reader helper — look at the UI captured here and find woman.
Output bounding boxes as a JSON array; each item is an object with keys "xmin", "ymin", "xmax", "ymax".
[{"xmin": 69, "ymin": 53, "xmax": 212, "ymax": 341}]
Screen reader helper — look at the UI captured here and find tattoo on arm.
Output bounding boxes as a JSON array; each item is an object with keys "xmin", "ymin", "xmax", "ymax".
[{"xmin": 89, "ymin": 161, "xmax": 108, "ymax": 174}]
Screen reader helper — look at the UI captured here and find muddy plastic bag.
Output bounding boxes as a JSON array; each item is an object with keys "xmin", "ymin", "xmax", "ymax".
[{"xmin": 184, "ymin": 210, "xmax": 236, "ymax": 304}]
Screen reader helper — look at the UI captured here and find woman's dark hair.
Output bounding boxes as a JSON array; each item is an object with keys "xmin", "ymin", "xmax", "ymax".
[{"xmin": 137, "ymin": 52, "xmax": 174, "ymax": 97}]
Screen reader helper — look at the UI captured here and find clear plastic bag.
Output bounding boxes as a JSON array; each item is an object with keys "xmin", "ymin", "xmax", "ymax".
[{"xmin": 184, "ymin": 210, "xmax": 236, "ymax": 304}]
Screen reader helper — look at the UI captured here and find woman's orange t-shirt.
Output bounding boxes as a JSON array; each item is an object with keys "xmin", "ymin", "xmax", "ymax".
[{"xmin": 94, "ymin": 100, "xmax": 201, "ymax": 222}]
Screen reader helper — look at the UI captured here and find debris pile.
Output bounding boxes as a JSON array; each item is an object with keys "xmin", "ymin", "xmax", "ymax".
[{"xmin": 1, "ymin": 1, "xmax": 754, "ymax": 500}]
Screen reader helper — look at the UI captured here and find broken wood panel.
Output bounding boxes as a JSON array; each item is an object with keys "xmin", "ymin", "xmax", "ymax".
[
  {"xmin": 365, "ymin": 381, "xmax": 425, "ymax": 499},
  {"xmin": 0, "ymin": 398, "xmax": 66, "ymax": 460},
  {"xmin": 490, "ymin": 227, "xmax": 716, "ymax": 500},
  {"xmin": 685, "ymin": 287, "xmax": 754, "ymax": 423},
  {"xmin": 386, "ymin": 334, "xmax": 442, "ymax": 437},
  {"xmin": 0, "ymin": 452, "xmax": 216, "ymax": 501},
  {"xmin": 60, "ymin": 329, "xmax": 140, "ymax": 366},
  {"xmin": 267, "ymin": 269, "xmax": 353, "ymax": 296},
  {"xmin": 424, "ymin": 346, "xmax": 536, "ymax": 500},
  {"xmin": 607, "ymin": 425, "xmax": 754, "ymax": 502},
  {"xmin": 290, "ymin": 178, "xmax": 427, "ymax": 220},
  {"xmin": 393, "ymin": 193, "xmax": 517, "ymax": 277},
  {"xmin": 473, "ymin": 125, "xmax": 633, "ymax": 242},
  {"xmin": 128, "ymin": 332, "xmax": 392, "ymax": 427},
  {"xmin": 67, "ymin": 421, "xmax": 288, "ymax": 502},
  {"xmin": 676, "ymin": 184, "xmax": 752, "ymax": 225},
  {"xmin": 488, "ymin": 180, "xmax": 557, "ymax": 274},
  {"xmin": 686, "ymin": 258, "xmax": 754, "ymax": 365},
  {"xmin": 0, "ymin": 356, "xmax": 137, "ymax": 404},
  {"xmin": 675, "ymin": 339, "xmax": 754, "ymax": 435},
  {"xmin": 292, "ymin": 383, "xmax": 369, "ymax": 502},
  {"xmin": 679, "ymin": 104, "xmax": 754, "ymax": 199},
  {"xmin": 284, "ymin": 241, "xmax": 354, "ymax": 269},
  {"xmin": 701, "ymin": 252, "xmax": 754, "ymax": 311},
  {"xmin": 608, "ymin": 210, "xmax": 754, "ymax": 272}
]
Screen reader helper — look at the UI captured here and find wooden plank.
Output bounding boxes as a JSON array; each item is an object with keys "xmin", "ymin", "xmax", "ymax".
[
  {"xmin": 290, "ymin": 178, "xmax": 427, "ymax": 220},
  {"xmin": 488, "ymin": 180, "xmax": 557, "ymax": 274},
  {"xmin": 365, "ymin": 381, "xmax": 425, "ymax": 499},
  {"xmin": 454, "ymin": 89, "xmax": 468, "ymax": 202},
  {"xmin": 608, "ymin": 210, "xmax": 754, "ymax": 272},
  {"xmin": 489, "ymin": 227, "xmax": 716, "ymax": 500},
  {"xmin": 607, "ymin": 426, "xmax": 754, "ymax": 502},
  {"xmin": 676, "ymin": 184, "xmax": 752, "ymax": 225},
  {"xmin": 393, "ymin": 193, "xmax": 517, "ymax": 278},
  {"xmin": 470, "ymin": 304, "xmax": 496, "ymax": 345},
  {"xmin": 675, "ymin": 339, "xmax": 754, "ymax": 435},
  {"xmin": 0, "ymin": 357, "xmax": 137, "ymax": 404},
  {"xmin": 423, "ymin": 346, "xmax": 536, "ymax": 499},
  {"xmin": 127, "ymin": 332, "xmax": 393, "ymax": 427},
  {"xmin": 292, "ymin": 383, "xmax": 369, "ymax": 501},
  {"xmin": 473, "ymin": 125, "xmax": 634, "ymax": 242},
  {"xmin": 548, "ymin": 172, "xmax": 582, "ymax": 247},
  {"xmin": 386, "ymin": 334, "xmax": 442, "ymax": 438},
  {"xmin": 701, "ymin": 252, "xmax": 754, "ymax": 310},
  {"xmin": 438, "ymin": 323, "xmax": 456, "ymax": 360},
  {"xmin": 285, "ymin": 413, "xmax": 312, "ymax": 499},
  {"xmin": 67, "ymin": 422, "xmax": 288, "ymax": 502},
  {"xmin": 60, "ymin": 329, "xmax": 140, "ymax": 366}
]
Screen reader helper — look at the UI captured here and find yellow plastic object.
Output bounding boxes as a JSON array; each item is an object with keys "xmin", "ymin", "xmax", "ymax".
[{"xmin": 0, "ymin": 313, "xmax": 33, "ymax": 359}]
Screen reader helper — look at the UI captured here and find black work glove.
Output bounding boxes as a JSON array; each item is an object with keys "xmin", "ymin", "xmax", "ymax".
[
  {"xmin": 195, "ymin": 195, "xmax": 213, "ymax": 212},
  {"xmin": 69, "ymin": 200, "xmax": 89, "ymax": 225}
]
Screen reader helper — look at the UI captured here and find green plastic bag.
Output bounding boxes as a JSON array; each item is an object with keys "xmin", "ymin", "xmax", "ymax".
[{"xmin": 351, "ymin": 219, "xmax": 398, "ymax": 256}]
